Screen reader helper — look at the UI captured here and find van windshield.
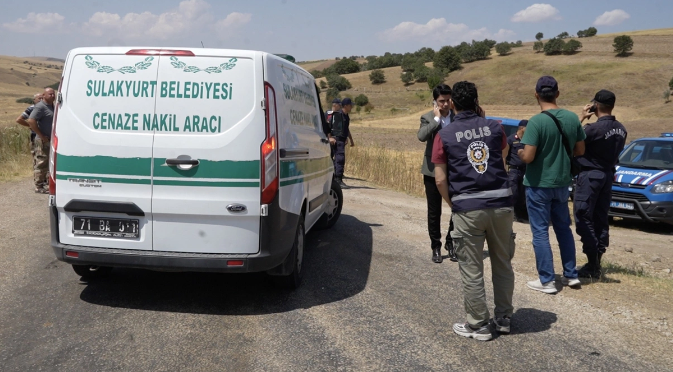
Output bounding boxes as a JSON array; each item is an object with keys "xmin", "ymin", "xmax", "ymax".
[{"xmin": 619, "ymin": 140, "xmax": 673, "ymax": 170}]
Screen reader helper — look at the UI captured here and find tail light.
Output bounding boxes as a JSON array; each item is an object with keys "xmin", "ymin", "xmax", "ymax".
[
  {"xmin": 261, "ymin": 83, "xmax": 279, "ymax": 204},
  {"xmin": 126, "ymin": 49, "xmax": 195, "ymax": 56},
  {"xmin": 49, "ymin": 76, "xmax": 63, "ymax": 196}
]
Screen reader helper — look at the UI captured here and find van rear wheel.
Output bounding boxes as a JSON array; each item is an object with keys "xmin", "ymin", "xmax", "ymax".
[
  {"xmin": 271, "ymin": 218, "xmax": 305, "ymax": 289},
  {"xmin": 317, "ymin": 179, "xmax": 343, "ymax": 229},
  {"xmin": 72, "ymin": 264, "xmax": 113, "ymax": 279}
]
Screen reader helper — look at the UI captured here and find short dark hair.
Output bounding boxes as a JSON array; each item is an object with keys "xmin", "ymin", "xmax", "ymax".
[
  {"xmin": 432, "ymin": 84, "xmax": 452, "ymax": 100},
  {"xmin": 596, "ymin": 102, "xmax": 614, "ymax": 111},
  {"xmin": 537, "ymin": 88, "xmax": 557, "ymax": 103},
  {"xmin": 451, "ymin": 81, "xmax": 478, "ymax": 112}
]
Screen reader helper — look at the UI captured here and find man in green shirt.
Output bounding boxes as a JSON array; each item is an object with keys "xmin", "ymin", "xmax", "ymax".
[{"xmin": 518, "ymin": 76, "xmax": 586, "ymax": 294}]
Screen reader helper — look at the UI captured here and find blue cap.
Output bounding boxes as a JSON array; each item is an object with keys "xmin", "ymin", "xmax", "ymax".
[
  {"xmin": 331, "ymin": 98, "xmax": 342, "ymax": 104},
  {"xmin": 518, "ymin": 119, "xmax": 528, "ymax": 127},
  {"xmin": 341, "ymin": 97, "xmax": 353, "ymax": 106},
  {"xmin": 535, "ymin": 76, "xmax": 558, "ymax": 93}
]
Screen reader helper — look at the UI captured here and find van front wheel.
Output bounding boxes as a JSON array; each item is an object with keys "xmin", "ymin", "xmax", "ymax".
[
  {"xmin": 72, "ymin": 264, "xmax": 112, "ymax": 279},
  {"xmin": 270, "ymin": 218, "xmax": 305, "ymax": 289},
  {"xmin": 317, "ymin": 180, "xmax": 343, "ymax": 229}
]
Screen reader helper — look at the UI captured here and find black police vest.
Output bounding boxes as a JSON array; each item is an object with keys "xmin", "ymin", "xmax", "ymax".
[
  {"xmin": 438, "ymin": 113, "xmax": 513, "ymax": 213},
  {"xmin": 330, "ymin": 111, "xmax": 348, "ymax": 139}
]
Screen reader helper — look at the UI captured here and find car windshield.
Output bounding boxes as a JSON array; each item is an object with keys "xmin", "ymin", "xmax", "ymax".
[{"xmin": 619, "ymin": 140, "xmax": 673, "ymax": 170}]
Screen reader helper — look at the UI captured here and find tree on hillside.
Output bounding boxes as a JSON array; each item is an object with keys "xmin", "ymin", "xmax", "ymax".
[
  {"xmin": 472, "ymin": 40, "xmax": 492, "ymax": 60},
  {"xmin": 401, "ymin": 72, "xmax": 414, "ymax": 85},
  {"xmin": 414, "ymin": 47, "xmax": 435, "ymax": 62},
  {"xmin": 577, "ymin": 27, "xmax": 597, "ymax": 38},
  {"xmin": 669, "ymin": 76, "xmax": 673, "ymax": 91},
  {"xmin": 557, "ymin": 31, "xmax": 570, "ymax": 39},
  {"xmin": 413, "ymin": 65, "xmax": 430, "ymax": 82},
  {"xmin": 325, "ymin": 88, "xmax": 340, "ymax": 104},
  {"xmin": 333, "ymin": 58, "xmax": 360, "ymax": 74},
  {"xmin": 563, "ymin": 39, "xmax": 583, "ymax": 54},
  {"xmin": 495, "ymin": 42, "xmax": 512, "ymax": 56},
  {"xmin": 354, "ymin": 94, "xmax": 369, "ymax": 107},
  {"xmin": 535, "ymin": 32, "xmax": 544, "ymax": 41},
  {"xmin": 544, "ymin": 38, "xmax": 566, "ymax": 55},
  {"xmin": 319, "ymin": 80, "xmax": 327, "ymax": 89},
  {"xmin": 327, "ymin": 74, "xmax": 352, "ymax": 91},
  {"xmin": 533, "ymin": 41, "xmax": 544, "ymax": 53},
  {"xmin": 401, "ymin": 54, "xmax": 419, "ymax": 72},
  {"xmin": 426, "ymin": 68, "xmax": 447, "ymax": 90},
  {"xmin": 310, "ymin": 70, "xmax": 324, "ymax": 78},
  {"xmin": 369, "ymin": 69, "xmax": 386, "ymax": 84},
  {"xmin": 482, "ymin": 39, "xmax": 497, "ymax": 49},
  {"xmin": 433, "ymin": 46, "xmax": 462, "ymax": 72},
  {"xmin": 613, "ymin": 35, "xmax": 634, "ymax": 56}
]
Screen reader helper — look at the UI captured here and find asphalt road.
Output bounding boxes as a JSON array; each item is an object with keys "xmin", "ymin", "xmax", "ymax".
[{"xmin": 0, "ymin": 178, "xmax": 669, "ymax": 371}]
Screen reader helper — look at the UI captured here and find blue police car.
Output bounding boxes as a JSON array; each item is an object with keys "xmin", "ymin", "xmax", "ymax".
[
  {"xmin": 486, "ymin": 116, "xmax": 520, "ymax": 137},
  {"xmin": 609, "ymin": 133, "xmax": 673, "ymax": 224}
]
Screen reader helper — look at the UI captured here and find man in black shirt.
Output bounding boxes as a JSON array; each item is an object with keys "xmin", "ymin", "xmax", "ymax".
[
  {"xmin": 574, "ymin": 90, "xmax": 627, "ymax": 278},
  {"xmin": 506, "ymin": 120, "xmax": 528, "ymax": 222},
  {"xmin": 327, "ymin": 97, "xmax": 354, "ymax": 189}
]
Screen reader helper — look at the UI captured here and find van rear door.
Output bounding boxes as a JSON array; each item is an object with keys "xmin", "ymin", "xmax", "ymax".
[
  {"xmin": 55, "ymin": 49, "xmax": 158, "ymax": 251},
  {"xmin": 151, "ymin": 50, "xmax": 264, "ymax": 254}
]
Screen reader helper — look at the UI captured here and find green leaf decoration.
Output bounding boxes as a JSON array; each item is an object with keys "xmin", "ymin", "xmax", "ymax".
[
  {"xmin": 204, "ymin": 67, "xmax": 221, "ymax": 74},
  {"xmin": 170, "ymin": 57, "xmax": 237, "ymax": 73},
  {"xmin": 84, "ymin": 55, "xmax": 154, "ymax": 74},
  {"xmin": 184, "ymin": 66, "xmax": 201, "ymax": 73}
]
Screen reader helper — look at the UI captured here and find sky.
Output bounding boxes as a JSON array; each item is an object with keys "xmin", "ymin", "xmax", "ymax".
[{"xmin": 1, "ymin": 0, "xmax": 671, "ymax": 61}]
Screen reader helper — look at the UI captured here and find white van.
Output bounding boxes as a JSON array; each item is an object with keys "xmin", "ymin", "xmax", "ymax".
[{"xmin": 48, "ymin": 47, "xmax": 342, "ymax": 288}]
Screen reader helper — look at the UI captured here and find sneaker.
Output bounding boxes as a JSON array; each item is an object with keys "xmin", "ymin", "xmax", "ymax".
[
  {"xmin": 452, "ymin": 322, "xmax": 493, "ymax": 341},
  {"xmin": 526, "ymin": 279, "xmax": 558, "ymax": 294},
  {"xmin": 561, "ymin": 277, "xmax": 581, "ymax": 287},
  {"xmin": 493, "ymin": 317, "xmax": 511, "ymax": 334}
]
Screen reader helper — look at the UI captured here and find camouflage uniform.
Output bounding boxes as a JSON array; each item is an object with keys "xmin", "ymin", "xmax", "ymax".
[{"xmin": 33, "ymin": 137, "xmax": 50, "ymax": 192}]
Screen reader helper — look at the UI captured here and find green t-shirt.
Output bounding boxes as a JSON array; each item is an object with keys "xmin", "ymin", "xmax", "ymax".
[{"xmin": 521, "ymin": 108, "xmax": 586, "ymax": 188}]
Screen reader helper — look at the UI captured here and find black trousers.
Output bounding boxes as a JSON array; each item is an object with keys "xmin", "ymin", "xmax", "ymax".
[
  {"xmin": 574, "ymin": 169, "xmax": 612, "ymax": 255},
  {"xmin": 424, "ymin": 175, "xmax": 454, "ymax": 250},
  {"xmin": 508, "ymin": 168, "xmax": 528, "ymax": 219}
]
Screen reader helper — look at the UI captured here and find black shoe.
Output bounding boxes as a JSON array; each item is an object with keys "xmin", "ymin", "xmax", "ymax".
[
  {"xmin": 432, "ymin": 248, "xmax": 443, "ymax": 263},
  {"xmin": 446, "ymin": 242, "xmax": 458, "ymax": 262},
  {"xmin": 336, "ymin": 177, "xmax": 349, "ymax": 189},
  {"xmin": 577, "ymin": 253, "xmax": 602, "ymax": 278}
]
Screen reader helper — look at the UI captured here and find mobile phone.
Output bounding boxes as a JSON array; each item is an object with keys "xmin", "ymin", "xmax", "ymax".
[
  {"xmin": 433, "ymin": 100, "xmax": 437, "ymax": 107},
  {"xmin": 588, "ymin": 103, "xmax": 597, "ymax": 113}
]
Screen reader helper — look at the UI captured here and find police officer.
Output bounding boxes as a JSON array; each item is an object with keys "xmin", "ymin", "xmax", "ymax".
[
  {"xmin": 506, "ymin": 120, "xmax": 528, "ymax": 222},
  {"xmin": 325, "ymin": 98, "xmax": 342, "ymax": 161},
  {"xmin": 327, "ymin": 97, "xmax": 354, "ymax": 189},
  {"xmin": 418, "ymin": 84, "xmax": 456, "ymax": 263},
  {"xmin": 433, "ymin": 81, "xmax": 515, "ymax": 341},
  {"xmin": 574, "ymin": 90, "xmax": 627, "ymax": 278}
]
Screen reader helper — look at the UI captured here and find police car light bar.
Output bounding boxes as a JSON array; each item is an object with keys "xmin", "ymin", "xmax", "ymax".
[
  {"xmin": 661, "ymin": 133, "xmax": 673, "ymax": 137},
  {"xmin": 126, "ymin": 49, "xmax": 195, "ymax": 56}
]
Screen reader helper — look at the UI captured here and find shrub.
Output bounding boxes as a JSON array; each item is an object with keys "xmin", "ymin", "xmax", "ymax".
[
  {"xmin": 354, "ymin": 94, "xmax": 369, "ymax": 107},
  {"xmin": 512, "ymin": 40, "xmax": 523, "ymax": 47},
  {"xmin": 401, "ymin": 72, "xmax": 414, "ymax": 85},
  {"xmin": 557, "ymin": 31, "xmax": 570, "ymax": 39},
  {"xmin": 16, "ymin": 97, "xmax": 33, "ymax": 104},
  {"xmin": 414, "ymin": 47, "xmax": 435, "ymax": 62},
  {"xmin": 363, "ymin": 102, "xmax": 374, "ymax": 113},
  {"xmin": 426, "ymin": 68, "xmax": 446, "ymax": 90},
  {"xmin": 669, "ymin": 76, "xmax": 673, "ymax": 91},
  {"xmin": 47, "ymin": 82, "xmax": 60, "ymax": 90},
  {"xmin": 310, "ymin": 70, "xmax": 324, "ymax": 78},
  {"xmin": 325, "ymin": 87, "xmax": 340, "ymax": 104},
  {"xmin": 327, "ymin": 74, "xmax": 352, "ymax": 91},
  {"xmin": 433, "ymin": 46, "xmax": 461, "ymax": 72},
  {"xmin": 544, "ymin": 38, "xmax": 565, "ymax": 55},
  {"xmin": 613, "ymin": 35, "xmax": 634, "ymax": 56},
  {"xmin": 563, "ymin": 39, "xmax": 583, "ymax": 54},
  {"xmin": 533, "ymin": 41, "xmax": 544, "ymax": 53},
  {"xmin": 495, "ymin": 42, "xmax": 512, "ymax": 56},
  {"xmin": 400, "ymin": 55, "xmax": 418, "ymax": 72},
  {"xmin": 319, "ymin": 80, "xmax": 327, "ymax": 89},
  {"xmin": 369, "ymin": 69, "xmax": 386, "ymax": 84},
  {"xmin": 333, "ymin": 58, "xmax": 360, "ymax": 74},
  {"xmin": 482, "ymin": 39, "xmax": 497, "ymax": 49},
  {"xmin": 664, "ymin": 89, "xmax": 671, "ymax": 103},
  {"xmin": 535, "ymin": 32, "xmax": 544, "ymax": 41},
  {"xmin": 578, "ymin": 27, "xmax": 597, "ymax": 38},
  {"xmin": 355, "ymin": 105, "xmax": 362, "ymax": 114}
]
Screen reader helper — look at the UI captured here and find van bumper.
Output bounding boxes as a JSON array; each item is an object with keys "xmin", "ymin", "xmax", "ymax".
[{"xmin": 50, "ymin": 196, "xmax": 299, "ymax": 273}]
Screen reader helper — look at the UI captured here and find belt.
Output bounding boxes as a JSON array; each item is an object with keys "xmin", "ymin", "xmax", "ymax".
[{"xmin": 451, "ymin": 188, "xmax": 512, "ymax": 202}]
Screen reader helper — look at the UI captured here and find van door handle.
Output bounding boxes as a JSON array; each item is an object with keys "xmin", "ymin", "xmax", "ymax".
[{"xmin": 166, "ymin": 159, "xmax": 200, "ymax": 167}]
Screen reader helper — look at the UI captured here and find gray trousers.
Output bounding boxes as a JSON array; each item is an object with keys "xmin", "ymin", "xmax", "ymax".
[{"xmin": 451, "ymin": 207, "xmax": 516, "ymax": 327}]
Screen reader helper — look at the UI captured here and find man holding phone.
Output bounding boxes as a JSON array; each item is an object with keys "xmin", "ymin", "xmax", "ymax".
[{"xmin": 417, "ymin": 84, "xmax": 456, "ymax": 263}]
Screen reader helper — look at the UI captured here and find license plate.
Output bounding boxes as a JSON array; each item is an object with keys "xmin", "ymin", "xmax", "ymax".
[
  {"xmin": 73, "ymin": 217, "xmax": 140, "ymax": 239},
  {"xmin": 610, "ymin": 202, "xmax": 634, "ymax": 210}
]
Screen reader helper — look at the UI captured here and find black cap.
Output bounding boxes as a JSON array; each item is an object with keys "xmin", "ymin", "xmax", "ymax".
[
  {"xmin": 535, "ymin": 76, "xmax": 558, "ymax": 93},
  {"xmin": 518, "ymin": 119, "xmax": 528, "ymax": 127},
  {"xmin": 592, "ymin": 89, "xmax": 616, "ymax": 106},
  {"xmin": 331, "ymin": 98, "xmax": 342, "ymax": 104},
  {"xmin": 341, "ymin": 97, "xmax": 353, "ymax": 106}
]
